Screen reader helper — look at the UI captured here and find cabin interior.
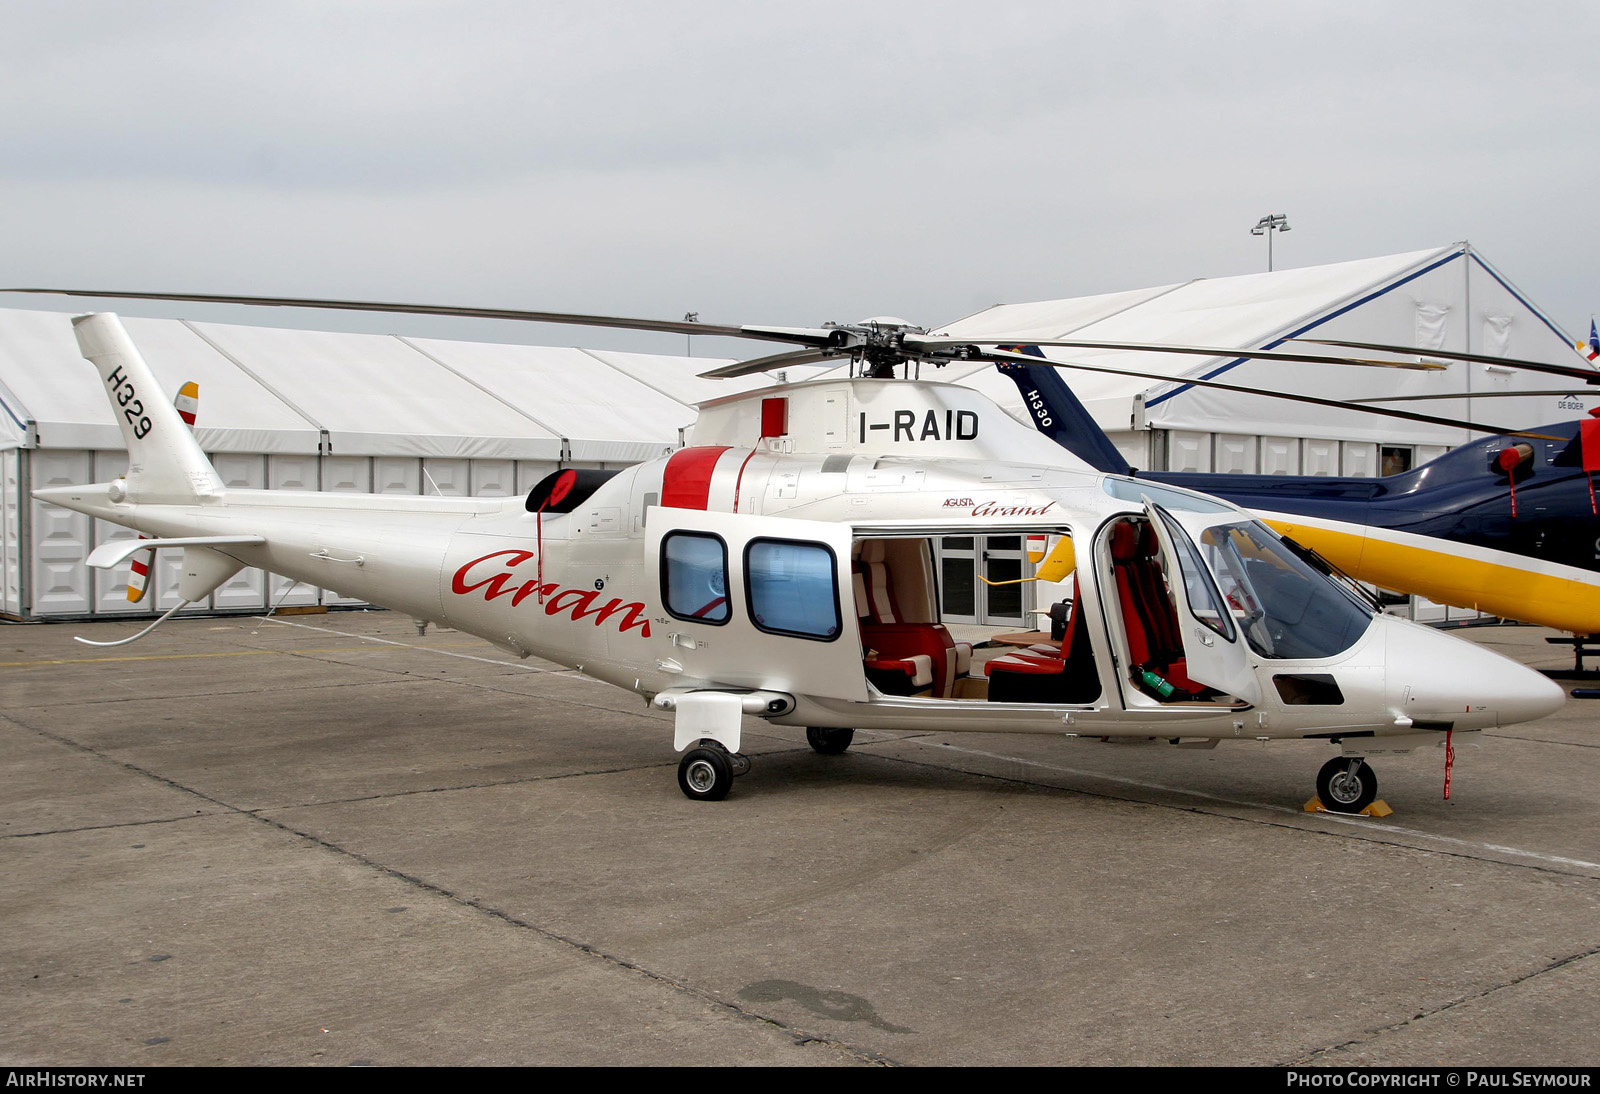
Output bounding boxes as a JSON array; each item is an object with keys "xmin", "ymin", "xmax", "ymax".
[{"xmin": 851, "ymin": 520, "xmax": 1241, "ymax": 708}]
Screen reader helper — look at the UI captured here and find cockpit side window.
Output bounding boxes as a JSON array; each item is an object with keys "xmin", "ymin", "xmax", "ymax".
[
  {"xmin": 1156, "ymin": 509, "xmax": 1236, "ymax": 642},
  {"xmin": 1198, "ymin": 522, "xmax": 1371, "ymax": 659}
]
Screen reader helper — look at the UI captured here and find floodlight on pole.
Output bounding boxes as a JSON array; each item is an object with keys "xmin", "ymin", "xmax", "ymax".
[{"xmin": 1251, "ymin": 213, "xmax": 1290, "ymax": 271}]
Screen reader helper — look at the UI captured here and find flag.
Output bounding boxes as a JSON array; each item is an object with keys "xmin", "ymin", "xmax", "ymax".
[{"xmin": 1584, "ymin": 320, "xmax": 1599, "ymax": 363}]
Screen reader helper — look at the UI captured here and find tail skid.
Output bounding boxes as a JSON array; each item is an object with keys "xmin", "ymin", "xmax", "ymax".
[{"xmin": 75, "ymin": 599, "xmax": 193, "ymax": 647}]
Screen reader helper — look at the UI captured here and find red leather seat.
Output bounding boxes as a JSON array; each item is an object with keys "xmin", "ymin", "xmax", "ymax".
[
  {"xmin": 1112, "ymin": 522, "xmax": 1203, "ymax": 697},
  {"xmin": 853, "ymin": 542, "xmax": 971, "ymax": 698},
  {"xmin": 984, "ymin": 574, "xmax": 1100, "ymax": 703}
]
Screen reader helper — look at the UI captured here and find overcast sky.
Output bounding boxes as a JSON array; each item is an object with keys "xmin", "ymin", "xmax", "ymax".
[{"xmin": 2, "ymin": 0, "xmax": 1596, "ymax": 359}]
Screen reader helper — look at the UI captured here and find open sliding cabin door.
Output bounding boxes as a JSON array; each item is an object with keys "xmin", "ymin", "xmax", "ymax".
[
  {"xmin": 644, "ymin": 507, "xmax": 869, "ymax": 702},
  {"xmin": 1142, "ymin": 500, "xmax": 1262, "ymax": 706}
]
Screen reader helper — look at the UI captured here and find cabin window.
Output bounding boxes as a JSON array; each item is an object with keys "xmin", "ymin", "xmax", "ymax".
[
  {"xmin": 745, "ymin": 538, "xmax": 842, "ymax": 641},
  {"xmin": 983, "ymin": 536, "xmax": 1024, "ymax": 619},
  {"xmin": 662, "ymin": 532, "xmax": 730, "ymax": 623},
  {"xmin": 1380, "ymin": 446, "xmax": 1413, "ymax": 477}
]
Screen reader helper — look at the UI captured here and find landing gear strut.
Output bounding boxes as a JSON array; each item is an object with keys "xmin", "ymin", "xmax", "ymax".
[
  {"xmin": 1316, "ymin": 756, "xmax": 1378, "ymax": 814},
  {"xmin": 677, "ymin": 739, "xmax": 749, "ymax": 801}
]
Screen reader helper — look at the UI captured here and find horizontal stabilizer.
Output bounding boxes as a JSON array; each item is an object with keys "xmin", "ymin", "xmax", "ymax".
[{"xmin": 86, "ymin": 535, "xmax": 265, "ymax": 570}]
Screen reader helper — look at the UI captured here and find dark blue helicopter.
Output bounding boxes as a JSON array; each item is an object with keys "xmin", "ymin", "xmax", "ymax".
[{"xmin": 992, "ymin": 349, "xmax": 1600, "ymax": 637}]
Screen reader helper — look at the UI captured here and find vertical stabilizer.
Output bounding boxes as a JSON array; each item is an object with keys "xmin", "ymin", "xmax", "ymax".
[
  {"xmin": 994, "ymin": 356, "xmax": 1133, "ymax": 475},
  {"xmin": 73, "ymin": 313, "xmax": 224, "ymax": 503}
]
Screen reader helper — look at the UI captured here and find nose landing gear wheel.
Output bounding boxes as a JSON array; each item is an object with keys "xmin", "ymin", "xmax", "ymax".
[
  {"xmin": 1316, "ymin": 756, "xmax": 1377, "ymax": 814},
  {"xmin": 678, "ymin": 746, "xmax": 734, "ymax": 801},
  {"xmin": 806, "ymin": 727, "xmax": 855, "ymax": 755}
]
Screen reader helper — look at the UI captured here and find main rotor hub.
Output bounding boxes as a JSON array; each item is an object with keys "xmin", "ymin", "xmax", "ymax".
[{"xmin": 826, "ymin": 317, "xmax": 932, "ymax": 378}]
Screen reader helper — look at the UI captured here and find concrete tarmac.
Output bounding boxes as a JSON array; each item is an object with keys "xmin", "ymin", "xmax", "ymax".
[{"xmin": 2, "ymin": 611, "xmax": 1598, "ymax": 1067}]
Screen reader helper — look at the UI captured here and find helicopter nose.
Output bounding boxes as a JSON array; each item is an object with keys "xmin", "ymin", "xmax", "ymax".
[{"xmin": 1385, "ymin": 620, "xmax": 1565, "ymax": 728}]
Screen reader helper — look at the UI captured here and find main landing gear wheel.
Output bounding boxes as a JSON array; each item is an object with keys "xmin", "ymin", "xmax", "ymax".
[
  {"xmin": 1316, "ymin": 756, "xmax": 1378, "ymax": 814},
  {"xmin": 678, "ymin": 746, "xmax": 734, "ymax": 801},
  {"xmin": 806, "ymin": 727, "xmax": 855, "ymax": 755}
]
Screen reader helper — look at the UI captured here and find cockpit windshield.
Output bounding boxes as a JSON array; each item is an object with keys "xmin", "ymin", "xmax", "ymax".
[{"xmin": 1193, "ymin": 521, "xmax": 1373, "ymax": 660}]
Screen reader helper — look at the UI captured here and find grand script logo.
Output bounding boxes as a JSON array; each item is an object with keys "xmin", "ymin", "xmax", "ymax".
[
  {"xmin": 970, "ymin": 500, "xmax": 1056, "ymax": 517},
  {"xmin": 452, "ymin": 550, "xmax": 652, "ymax": 637}
]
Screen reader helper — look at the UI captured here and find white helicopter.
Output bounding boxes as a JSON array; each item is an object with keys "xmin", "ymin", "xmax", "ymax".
[{"xmin": 25, "ymin": 295, "xmax": 1568, "ymax": 811}]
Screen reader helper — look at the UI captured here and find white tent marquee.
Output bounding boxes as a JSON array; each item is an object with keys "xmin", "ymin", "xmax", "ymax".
[
  {"xmin": 3, "ymin": 242, "xmax": 1590, "ymax": 621},
  {"xmin": 930, "ymin": 243, "xmax": 1595, "ymax": 475}
]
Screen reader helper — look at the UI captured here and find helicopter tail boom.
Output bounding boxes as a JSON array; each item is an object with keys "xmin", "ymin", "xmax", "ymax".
[{"xmin": 1262, "ymin": 511, "xmax": 1600, "ymax": 634}]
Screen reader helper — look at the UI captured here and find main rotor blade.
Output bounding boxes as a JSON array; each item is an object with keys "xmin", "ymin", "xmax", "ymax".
[
  {"xmin": 0, "ymin": 287, "xmax": 823, "ymax": 345},
  {"xmin": 699, "ymin": 347, "xmax": 837, "ymax": 379},
  {"xmin": 1350, "ymin": 390, "xmax": 1598, "ymax": 404},
  {"xmin": 977, "ymin": 347, "xmax": 1559, "ymax": 440},
  {"xmin": 912, "ymin": 334, "xmax": 1446, "ymax": 371},
  {"xmin": 1295, "ymin": 337, "xmax": 1600, "ymax": 385}
]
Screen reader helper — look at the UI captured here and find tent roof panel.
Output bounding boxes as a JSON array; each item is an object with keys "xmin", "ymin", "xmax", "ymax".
[
  {"xmin": 580, "ymin": 348, "xmax": 828, "ymax": 408},
  {"xmin": 579, "ymin": 348, "xmax": 735, "ymax": 408},
  {"xmin": 1076, "ymin": 247, "xmax": 1455, "ymax": 346},
  {"xmin": 932, "ymin": 282, "xmax": 1190, "ymax": 341},
  {"xmin": 0, "ymin": 309, "xmax": 328, "ymax": 452},
  {"xmin": 187, "ymin": 322, "xmax": 564, "ymax": 459},
  {"xmin": 121, "ymin": 318, "xmax": 324, "ymax": 448},
  {"xmin": 402, "ymin": 339, "xmax": 693, "ymax": 460},
  {"xmin": 939, "ymin": 247, "xmax": 1464, "ymax": 419},
  {"xmin": 929, "ymin": 245, "xmax": 1596, "ymax": 441}
]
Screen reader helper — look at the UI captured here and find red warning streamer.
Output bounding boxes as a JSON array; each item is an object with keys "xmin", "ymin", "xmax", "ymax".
[
  {"xmin": 533, "ymin": 470, "xmax": 577, "ymax": 606},
  {"xmin": 1443, "ymin": 728, "xmax": 1454, "ymax": 801},
  {"xmin": 1496, "ymin": 447, "xmax": 1521, "ymax": 517},
  {"xmin": 1581, "ymin": 416, "xmax": 1600, "ymax": 516}
]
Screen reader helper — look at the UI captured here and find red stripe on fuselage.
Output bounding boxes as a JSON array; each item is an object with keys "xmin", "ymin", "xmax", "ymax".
[{"xmin": 661, "ymin": 446, "xmax": 731, "ymax": 510}]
